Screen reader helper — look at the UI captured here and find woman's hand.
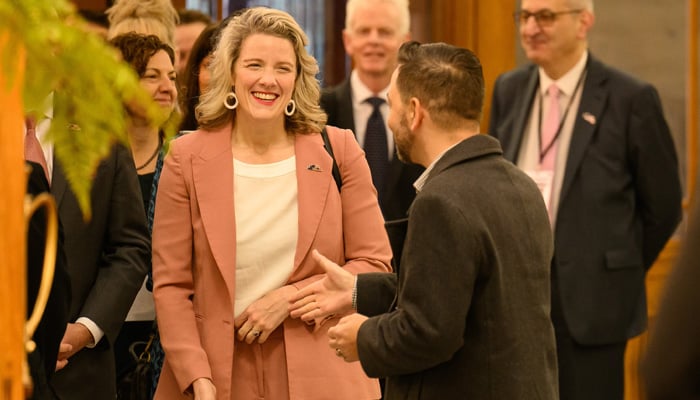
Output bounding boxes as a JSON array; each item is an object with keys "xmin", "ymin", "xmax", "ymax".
[
  {"xmin": 289, "ymin": 250, "xmax": 355, "ymax": 327},
  {"xmin": 192, "ymin": 377, "xmax": 216, "ymax": 400},
  {"xmin": 234, "ymin": 285, "xmax": 297, "ymax": 344}
]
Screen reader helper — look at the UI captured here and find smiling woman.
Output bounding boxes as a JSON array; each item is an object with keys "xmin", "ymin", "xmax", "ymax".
[
  {"xmin": 150, "ymin": 7, "xmax": 392, "ymax": 400},
  {"xmin": 108, "ymin": 32, "xmax": 180, "ymax": 397}
]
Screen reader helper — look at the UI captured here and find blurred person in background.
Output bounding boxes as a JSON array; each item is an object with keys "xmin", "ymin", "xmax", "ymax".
[
  {"xmin": 175, "ymin": 8, "xmax": 213, "ymax": 77},
  {"xmin": 178, "ymin": 24, "xmax": 219, "ymax": 132},
  {"xmin": 321, "ymin": 0, "xmax": 423, "ymax": 222},
  {"xmin": 107, "ymin": 0, "xmax": 178, "ymax": 48},
  {"xmin": 108, "ymin": 33, "xmax": 178, "ymax": 396}
]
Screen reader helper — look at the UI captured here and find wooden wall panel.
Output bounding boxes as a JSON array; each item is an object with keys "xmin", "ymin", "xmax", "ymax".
[
  {"xmin": 429, "ymin": 0, "xmax": 516, "ymax": 133},
  {"xmin": 625, "ymin": 1, "xmax": 698, "ymax": 399}
]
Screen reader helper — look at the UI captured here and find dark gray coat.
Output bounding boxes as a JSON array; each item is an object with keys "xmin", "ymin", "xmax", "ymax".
[{"xmin": 357, "ymin": 135, "xmax": 558, "ymax": 399}]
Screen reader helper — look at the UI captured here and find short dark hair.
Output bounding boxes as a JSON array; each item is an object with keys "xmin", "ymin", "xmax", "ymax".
[
  {"xmin": 177, "ymin": 8, "xmax": 213, "ymax": 25},
  {"xmin": 109, "ymin": 33, "xmax": 175, "ymax": 77},
  {"xmin": 396, "ymin": 41, "xmax": 484, "ymax": 129},
  {"xmin": 179, "ymin": 24, "xmax": 218, "ymax": 131}
]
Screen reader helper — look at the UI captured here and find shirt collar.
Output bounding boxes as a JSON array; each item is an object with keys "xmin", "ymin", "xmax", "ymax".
[
  {"xmin": 538, "ymin": 50, "xmax": 588, "ymax": 97},
  {"xmin": 350, "ymin": 69, "xmax": 389, "ymax": 105},
  {"xmin": 413, "ymin": 141, "xmax": 460, "ymax": 192}
]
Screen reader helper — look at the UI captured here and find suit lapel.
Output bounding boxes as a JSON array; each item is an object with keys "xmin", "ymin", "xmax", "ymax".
[
  {"xmin": 337, "ymin": 80, "xmax": 356, "ymax": 132},
  {"xmin": 559, "ymin": 56, "xmax": 608, "ymax": 202},
  {"xmin": 506, "ymin": 68, "xmax": 540, "ymax": 162},
  {"xmin": 293, "ymin": 133, "xmax": 333, "ymax": 271},
  {"xmin": 50, "ymin": 157, "xmax": 69, "ymax": 211},
  {"xmin": 191, "ymin": 125, "xmax": 237, "ymax": 292}
]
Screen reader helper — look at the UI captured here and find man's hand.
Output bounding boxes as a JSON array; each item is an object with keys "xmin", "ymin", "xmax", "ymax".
[
  {"xmin": 57, "ymin": 322, "xmax": 94, "ymax": 364},
  {"xmin": 327, "ymin": 313, "xmax": 368, "ymax": 362},
  {"xmin": 234, "ymin": 285, "xmax": 297, "ymax": 344},
  {"xmin": 289, "ymin": 250, "xmax": 355, "ymax": 327},
  {"xmin": 55, "ymin": 342, "xmax": 73, "ymax": 371}
]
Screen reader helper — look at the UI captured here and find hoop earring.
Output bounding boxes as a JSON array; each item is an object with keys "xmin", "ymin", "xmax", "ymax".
[
  {"xmin": 224, "ymin": 91, "xmax": 238, "ymax": 110},
  {"xmin": 285, "ymin": 99, "xmax": 296, "ymax": 116}
]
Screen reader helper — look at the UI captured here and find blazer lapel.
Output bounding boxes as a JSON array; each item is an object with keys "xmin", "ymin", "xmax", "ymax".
[
  {"xmin": 293, "ymin": 133, "xmax": 334, "ymax": 270},
  {"xmin": 191, "ymin": 125, "xmax": 237, "ymax": 293},
  {"xmin": 559, "ymin": 56, "xmax": 608, "ymax": 202}
]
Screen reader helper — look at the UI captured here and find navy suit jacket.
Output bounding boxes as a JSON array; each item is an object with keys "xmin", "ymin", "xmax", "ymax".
[
  {"xmin": 489, "ymin": 54, "xmax": 683, "ymax": 345},
  {"xmin": 321, "ymin": 79, "xmax": 424, "ymax": 221}
]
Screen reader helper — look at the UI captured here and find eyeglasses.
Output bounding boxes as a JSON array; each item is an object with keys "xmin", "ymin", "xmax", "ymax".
[{"xmin": 513, "ymin": 9, "xmax": 583, "ymax": 27}]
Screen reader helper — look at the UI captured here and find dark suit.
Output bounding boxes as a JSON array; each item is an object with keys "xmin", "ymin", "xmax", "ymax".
[
  {"xmin": 321, "ymin": 79, "xmax": 424, "ymax": 221},
  {"xmin": 50, "ymin": 145, "xmax": 150, "ymax": 400},
  {"xmin": 489, "ymin": 54, "xmax": 682, "ymax": 399},
  {"xmin": 356, "ymin": 135, "xmax": 558, "ymax": 399},
  {"xmin": 26, "ymin": 161, "xmax": 71, "ymax": 400}
]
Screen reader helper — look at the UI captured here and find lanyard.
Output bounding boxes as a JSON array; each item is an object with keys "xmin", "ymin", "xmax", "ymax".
[{"xmin": 537, "ymin": 69, "xmax": 587, "ymax": 163}]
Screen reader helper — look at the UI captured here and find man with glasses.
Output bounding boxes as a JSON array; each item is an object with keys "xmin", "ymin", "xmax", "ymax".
[{"xmin": 489, "ymin": 1, "xmax": 682, "ymax": 399}]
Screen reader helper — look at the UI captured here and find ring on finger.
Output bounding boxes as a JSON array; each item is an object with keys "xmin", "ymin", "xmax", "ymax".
[{"xmin": 251, "ymin": 330, "xmax": 261, "ymax": 337}]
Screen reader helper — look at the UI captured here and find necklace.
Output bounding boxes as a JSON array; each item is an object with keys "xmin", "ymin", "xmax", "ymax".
[{"xmin": 136, "ymin": 136, "xmax": 162, "ymax": 171}]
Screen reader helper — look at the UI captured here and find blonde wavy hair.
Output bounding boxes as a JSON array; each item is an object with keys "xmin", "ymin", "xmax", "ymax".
[
  {"xmin": 106, "ymin": 0, "xmax": 178, "ymax": 47},
  {"xmin": 196, "ymin": 7, "xmax": 327, "ymax": 134}
]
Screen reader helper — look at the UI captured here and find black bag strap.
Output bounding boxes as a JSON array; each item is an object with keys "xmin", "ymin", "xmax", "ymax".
[{"xmin": 321, "ymin": 127, "xmax": 342, "ymax": 191}]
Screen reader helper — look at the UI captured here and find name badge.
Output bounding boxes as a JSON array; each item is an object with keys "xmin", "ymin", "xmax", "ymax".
[{"xmin": 525, "ymin": 169, "xmax": 554, "ymax": 212}]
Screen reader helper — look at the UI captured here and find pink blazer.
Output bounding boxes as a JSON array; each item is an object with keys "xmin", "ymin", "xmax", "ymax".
[{"xmin": 152, "ymin": 124, "xmax": 392, "ymax": 399}]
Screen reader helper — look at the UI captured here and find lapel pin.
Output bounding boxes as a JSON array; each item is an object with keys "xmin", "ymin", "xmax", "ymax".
[
  {"xmin": 307, "ymin": 164, "xmax": 322, "ymax": 172},
  {"xmin": 582, "ymin": 112, "xmax": 596, "ymax": 126}
]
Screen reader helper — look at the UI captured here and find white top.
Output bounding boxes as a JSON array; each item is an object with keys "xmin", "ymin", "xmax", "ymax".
[
  {"xmin": 233, "ymin": 156, "xmax": 298, "ymax": 318},
  {"xmin": 350, "ymin": 69, "xmax": 395, "ymax": 159},
  {"xmin": 517, "ymin": 51, "xmax": 588, "ymax": 226}
]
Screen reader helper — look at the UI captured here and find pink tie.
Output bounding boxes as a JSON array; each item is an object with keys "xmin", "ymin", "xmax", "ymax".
[
  {"xmin": 25, "ymin": 117, "xmax": 50, "ymax": 184},
  {"xmin": 541, "ymin": 84, "xmax": 560, "ymax": 170}
]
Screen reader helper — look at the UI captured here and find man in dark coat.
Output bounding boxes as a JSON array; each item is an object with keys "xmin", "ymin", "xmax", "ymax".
[{"xmin": 291, "ymin": 41, "xmax": 558, "ymax": 400}]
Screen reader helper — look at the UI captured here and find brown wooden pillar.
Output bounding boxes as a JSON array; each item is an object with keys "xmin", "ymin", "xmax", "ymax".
[{"xmin": 0, "ymin": 31, "xmax": 27, "ymax": 400}]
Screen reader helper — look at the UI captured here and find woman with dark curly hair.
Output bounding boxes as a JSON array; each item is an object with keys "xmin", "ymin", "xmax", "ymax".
[{"xmin": 109, "ymin": 33, "xmax": 178, "ymax": 396}]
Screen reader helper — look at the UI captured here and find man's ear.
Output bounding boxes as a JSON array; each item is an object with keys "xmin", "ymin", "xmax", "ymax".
[
  {"xmin": 342, "ymin": 30, "xmax": 354, "ymax": 56},
  {"xmin": 578, "ymin": 10, "xmax": 595, "ymax": 39},
  {"xmin": 408, "ymin": 97, "xmax": 423, "ymax": 131}
]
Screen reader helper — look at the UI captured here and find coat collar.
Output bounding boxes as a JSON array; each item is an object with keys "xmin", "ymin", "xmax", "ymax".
[{"xmin": 426, "ymin": 134, "xmax": 503, "ymax": 184}]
